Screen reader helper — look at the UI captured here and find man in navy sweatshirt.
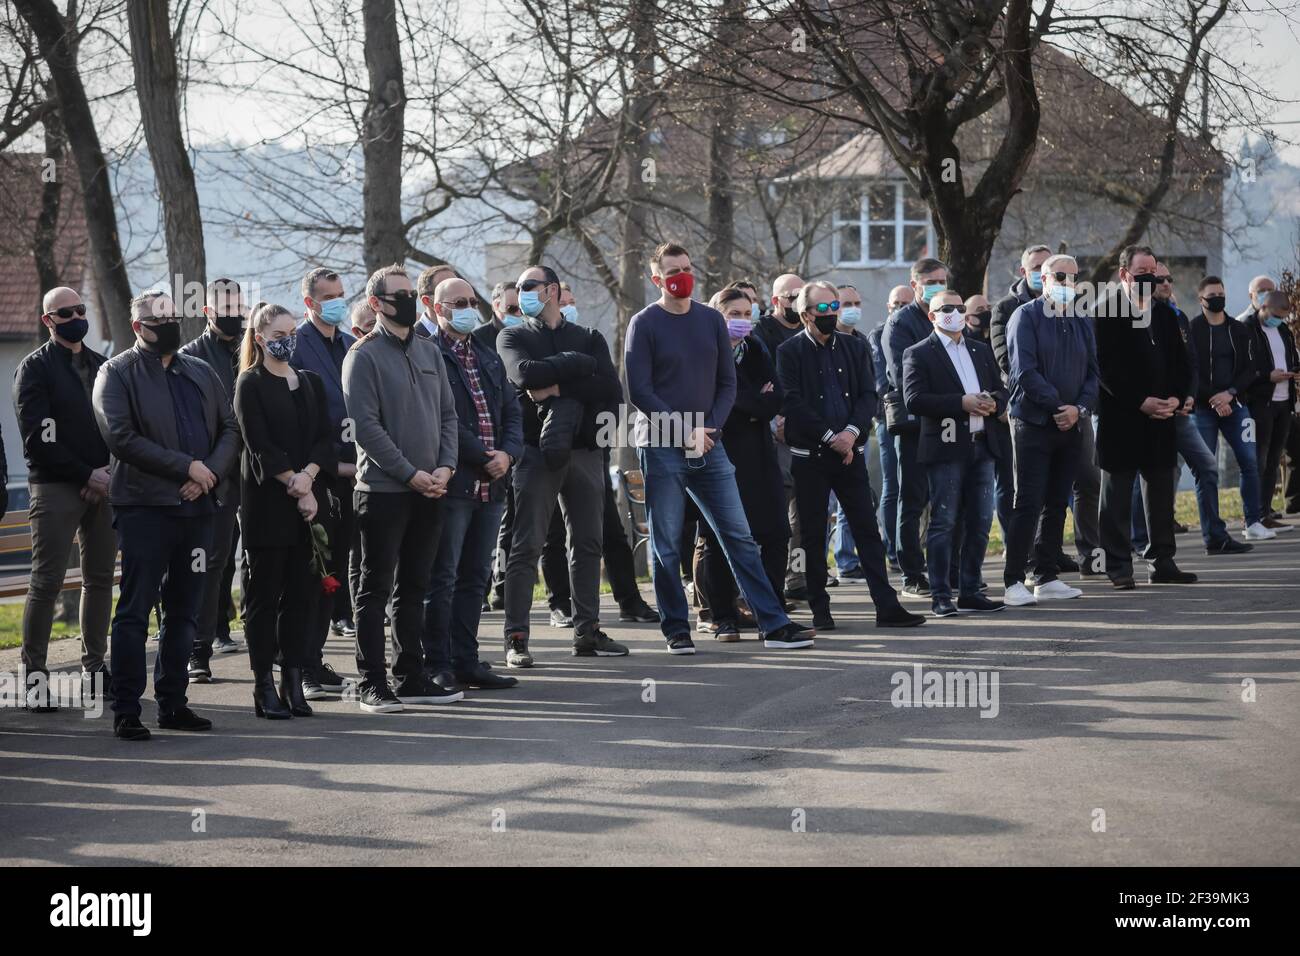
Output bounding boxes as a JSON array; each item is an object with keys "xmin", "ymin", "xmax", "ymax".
[{"xmin": 625, "ymin": 242, "xmax": 815, "ymax": 654}]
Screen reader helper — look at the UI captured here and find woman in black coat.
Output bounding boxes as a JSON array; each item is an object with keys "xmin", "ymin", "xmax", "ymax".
[
  {"xmin": 233, "ymin": 303, "xmax": 335, "ymax": 719},
  {"xmin": 694, "ymin": 288, "xmax": 788, "ymax": 639}
]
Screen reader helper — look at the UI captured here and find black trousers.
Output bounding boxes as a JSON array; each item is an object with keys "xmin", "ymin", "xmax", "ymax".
[
  {"xmin": 191, "ymin": 499, "xmax": 239, "ymax": 663},
  {"xmin": 1003, "ymin": 420, "xmax": 1082, "ymax": 586},
  {"xmin": 1285, "ymin": 413, "xmax": 1300, "ymax": 513},
  {"xmin": 894, "ymin": 431, "xmax": 929, "ymax": 583},
  {"xmin": 695, "ymin": 520, "xmax": 786, "ymax": 623},
  {"xmin": 353, "ymin": 490, "xmax": 444, "ymax": 692},
  {"xmin": 1099, "ymin": 462, "xmax": 1176, "ymax": 577},
  {"xmin": 543, "ymin": 466, "xmax": 641, "ymax": 614},
  {"xmin": 792, "ymin": 451, "xmax": 900, "ymax": 616},
  {"xmin": 1253, "ymin": 399, "xmax": 1293, "ymax": 516},
  {"xmin": 244, "ymin": 542, "xmax": 314, "ymax": 673},
  {"xmin": 489, "ymin": 482, "xmax": 515, "ymax": 604}
]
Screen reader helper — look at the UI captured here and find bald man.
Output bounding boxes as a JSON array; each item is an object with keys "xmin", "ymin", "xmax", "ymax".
[
  {"xmin": 15, "ymin": 287, "xmax": 116, "ymax": 711},
  {"xmin": 1236, "ymin": 274, "xmax": 1276, "ymax": 323},
  {"xmin": 755, "ymin": 271, "xmax": 809, "ymax": 599}
]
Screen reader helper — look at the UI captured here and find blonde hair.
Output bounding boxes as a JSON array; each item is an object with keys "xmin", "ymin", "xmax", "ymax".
[{"xmin": 240, "ymin": 302, "xmax": 293, "ymax": 373}]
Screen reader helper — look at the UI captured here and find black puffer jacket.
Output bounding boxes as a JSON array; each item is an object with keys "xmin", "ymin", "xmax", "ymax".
[{"xmin": 991, "ymin": 277, "xmax": 1035, "ymax": 381}]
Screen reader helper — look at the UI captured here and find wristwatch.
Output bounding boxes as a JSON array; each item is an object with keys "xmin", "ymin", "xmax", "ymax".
[{"xmin": 1077, "ymin": 405, "xmax": 1089, "ymax": 418}]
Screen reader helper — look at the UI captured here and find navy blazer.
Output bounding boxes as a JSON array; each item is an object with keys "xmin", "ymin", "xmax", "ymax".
[
  {"xmin": 436, "ymin": 330, "xmax": 523, "ymax": 502},
  {"xmin": 776, "ymin": 327, "xmax": 876, "ymax": 458},
  {"xmin": 291, "ymin": 319, "xmax": 356, "ymax": 467},
  {"xmin": 902, "ymin": 331, "xmax": 1009, "ymax": 464}
]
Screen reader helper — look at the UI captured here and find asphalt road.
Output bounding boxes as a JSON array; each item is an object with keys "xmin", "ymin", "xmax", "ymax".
[{"xmin": 2, "ymin": 529, "xmax": 1298, "ymax": 866}]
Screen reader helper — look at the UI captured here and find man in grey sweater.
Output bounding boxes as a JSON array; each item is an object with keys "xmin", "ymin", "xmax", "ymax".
[{"xmin": 342, "ymin": 264, "xmax": 459, "ymax": 713}]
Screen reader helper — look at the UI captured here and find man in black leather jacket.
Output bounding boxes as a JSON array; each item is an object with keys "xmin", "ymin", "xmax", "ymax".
[
  {"xmin": 92, "ymin": 291, "xmax": 240, "ymax": 740},
  {"xmin": 179, "ymin": 278, "xmax": 246, "ymax": 675}
]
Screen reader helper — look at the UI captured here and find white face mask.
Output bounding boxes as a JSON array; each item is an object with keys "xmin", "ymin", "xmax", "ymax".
[{"xmin": 935, "ymin": 311, "xmax": 965, "ymax": 333}]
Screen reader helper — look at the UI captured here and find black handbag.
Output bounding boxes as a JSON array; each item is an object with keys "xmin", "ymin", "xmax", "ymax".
[{"xmin": 883, "ymin": 388, "xmax": 919, "ymax": 436}]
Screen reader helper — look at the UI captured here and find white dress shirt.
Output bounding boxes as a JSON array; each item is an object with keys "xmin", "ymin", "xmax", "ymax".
[
  {"xmin": 942, "ymin": 333, "xmax": 984, "ymax": 433},
  {"xmin": 1263, "ymin": 324, "xmax": 1288, "ymax": 402}
]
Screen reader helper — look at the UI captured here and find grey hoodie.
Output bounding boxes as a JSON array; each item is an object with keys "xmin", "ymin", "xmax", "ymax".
[{"xmin": 342, "ymin": 320, "xmax": 458, "ymax": 493}]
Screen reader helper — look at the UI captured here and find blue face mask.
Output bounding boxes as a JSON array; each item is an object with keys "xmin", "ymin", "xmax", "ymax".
[
  {"xmin": 750, "ymin": 302, "xmax": 760, "ymax": 321},
  {"xmin": 519, "ymin": 290, "xmax": 545, "ymax": 317},
  {"xmin": 1265, "ymin": 316, "xmax": 1284, "ymax": 328},
  {"xmin": 1048, "ymin": 284, "xmax": 1076, "ymax": 305},
  {"xmin": 318, "ymin": 298, "xmax": 349, "ymax": 326},
  {"xmin": 920, "ymin": 282, "xmax": 946, "ymax": 302},
  {"xmin": 449, "ymin": 308, "xmax": 478, "ymax": 335},
  {"xmin": 839, "ymin": 306, "xmax": 862, "ymax": 326},
  {"xmin": 501, "ymin": 313, "xmax": 523, "ymax": 328},
  {"xmin": 560, "ymin": 304, "xmax": 579, "ymax": 324},
  {"xmin": 1026, "ymin": 272, "xmax": 1044, "ymax": 292}
]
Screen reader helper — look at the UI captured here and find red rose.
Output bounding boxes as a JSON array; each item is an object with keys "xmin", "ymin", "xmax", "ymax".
[{"xmin": 322, "ymin": 575, "xmax": 341, "ymax": 595}]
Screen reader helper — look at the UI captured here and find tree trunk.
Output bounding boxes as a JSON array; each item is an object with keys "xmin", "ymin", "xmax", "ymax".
[
  {"xmin": 702, "ymin": 0, "xmax": 745, "ymax": 297},
  {"xmin": 16, "ymin": 0, "xmax": 134, "ymax": 349},
  {"xmin": 33, "ymin": 104, "xmax": 64, "ymax": 300},
  {"xmin": 127, "ymin": 0, "xmax": 207, "ymax": 340},
  {"xmin": 361, "ymin": 0, "xmax": 406, "ymax": 273}
]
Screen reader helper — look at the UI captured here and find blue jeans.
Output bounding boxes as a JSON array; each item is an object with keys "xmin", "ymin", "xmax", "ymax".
[
  {"xmin": 875, "ymin": 420, "xmax": 898, "ymax": 562},
  {"xmin": 109, "ymin": 507, "xmax": 215, "ymax": 719},
  {"xmin": 639, "ymin": 444, "xmax": 789, "ymax": 638},
  {"xmin": 423, "ymin": 496, "xmax": 505, "ymax": 675},
  {"xmin": 828, "ymin": 494, "xmax": 859, "ymax": 573},
  {"xmin": 1132, "ymin": 414, "xmax": 1226, "ymax": 548},
  {"xmin": 925, "ymin": 441, "xmax": 996, "ymax": 602},
  {"xmin": 1194, "ymin": 404, "xmax": 1264, "ymax": 526}
]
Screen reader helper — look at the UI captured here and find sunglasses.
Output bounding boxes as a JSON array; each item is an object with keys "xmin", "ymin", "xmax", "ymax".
[
  {"xmin": 1154, "ymin": 276, "xmax": 1173, "ymax": 285},
  {"xmin": 441, "ymin": 297, "xmax": 479, "ymax": 310},
  {"xmin": 45, "ymin": 305, "xmax": 87, "ymax": 320},
  {"xmin": 1051, "ymin": 272, "xmax": 1077, "ymax": 283},
  {"xmin": 810, "ymin": 300, "xmax": 841, "ymax": 314},
  {"xmin": 517, "ymin": 279, "xmax": 550, "ymax": 292},
  {"xmin": 936, "ymin": 304, "xmax": 967, "ymax": 314}
]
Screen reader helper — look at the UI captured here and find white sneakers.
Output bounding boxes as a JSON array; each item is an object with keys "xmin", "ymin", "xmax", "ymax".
[
  {"xmin": 1004, "ymin": 582, "xmax": 1037, "ymax": 606},
  {"xmin": 1245, "ymin": 522, "xmax": 1277, "ymax": 541},
  {"xmin": 1035, "ymin": 579, "xmax": 1083, "ymax": 601}
]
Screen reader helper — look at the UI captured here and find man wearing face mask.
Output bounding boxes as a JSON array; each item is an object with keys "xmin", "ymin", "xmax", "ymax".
[
  {"xmin": 1189, "ymin": 276, "xmax": 1273, "ymax": 542},
  {"xmin": 418, "ymin": 273, "xmax": 522, "ymax": 692},
  {"xmin": 826, "ymin": 282, "xmax": 867, "ymax": 583},
  {"xmin": 558, "ymin": 282, "xmax": 581, "ymax": 325},
  {"xmin": 179, "ymin": 279, "xmax": 247, "ymax": 681},
  {"xmin": 290, "ymin": 267, "xmax": 357, "ymax": 698},
  {"xmin": 867, "ymin": 285, "xmax": 912, "ymax": 572},
  {"xmin": 1003, "ymin": 255, "xmax": 1097, "ymax": 606},
  {"xmin": 1236, "ymin": 274, "xmax": 1276, "ymax": 323},
  {"xmin": 93, "ymin": 292, "xmax": 240, "ymax": 740},
  {"xmin": 1242, "ymin": 289, "xmax": 1299, "ymax": 527},
  {"xmin": 15, "ymin": 287, "xmax": 115, "ymax": 711},
  {"xmin": 1094, "ymin": 245, "xmax": 1197, "ymax": 588},
  {"xmin": 342, "ymin": 264, "xmax": 460, "ymax": 713},
  {"xmin": 964, "ymin": 294, "xmax": 992, "ymax": 343},
  {"xmin": 473, "ymin": 281, "xmax": 524, "ymax": 356},
  {"xmin": 903, "ymin": 291, "xmax": 1009, "ymax": 616},
  {"xmin": 627, "ymin": 243, "xmax": 816, "ymax": 653},
  {"xmin": 883, "ymin": 257, "xmax": 950, "ymax": 597},
  {"xmin": 754, "ymin": 272, "xmax": 808, "ymax": 602},
  {"xmin": 778, "ymin": 281, "xmax": 925, "ymax": 630},
  {"xmin": 497, "ymin": 264, "xmax": 627, "ymax": 665}
]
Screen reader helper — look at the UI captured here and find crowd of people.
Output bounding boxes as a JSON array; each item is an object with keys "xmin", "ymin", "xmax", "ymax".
[{"xmin": 13, "ymin": 239, "xmax": 1300, "ymax": 739}]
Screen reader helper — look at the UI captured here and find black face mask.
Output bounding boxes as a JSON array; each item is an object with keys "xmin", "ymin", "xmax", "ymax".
[
  {"xmin": 1203, "ymin": 295, "xmax": 1227, "ymax": 314},
  {"xmin": 1131, "ymin": 273, "xmax": 1158, "ymax": 296},
  {"xmin": 971, "ymin": 309, "xmax": 992, "ymax": 328},
  {"xmin": 783, "ymin": 306, "xmax": 801, "ymax": 325},
  {"xmin": 212, "ymin": 313, "xmax": 244, "ymax": 338},
  {"xmin": 52, "ymin": 317, "xmax": 89, "ymax": 343},
  {"xmin": 142, "ymin": 322, "xmax": 181, "ymax": 354},
  {"xmin": 813, "ymin": 314, "xmax": 839, "ymax": 336},
  {"xmin": 381, "ymin": 294, "xmax": 418, "ymax": 328}
]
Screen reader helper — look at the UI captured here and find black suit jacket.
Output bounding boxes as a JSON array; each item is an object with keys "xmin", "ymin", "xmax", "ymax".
[
  {"xmin": 776, "ymin": 328, "xmax": 875, "ymax": 457},
  {"xmin": 902, "ymin": 332, "xmax": 1009, "ymax": 463}
]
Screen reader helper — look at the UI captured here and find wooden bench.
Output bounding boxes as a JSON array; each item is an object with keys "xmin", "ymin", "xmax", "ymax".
[{"xmin": 0, "ymin": 509, "xmax": 121, "ymax": 600}]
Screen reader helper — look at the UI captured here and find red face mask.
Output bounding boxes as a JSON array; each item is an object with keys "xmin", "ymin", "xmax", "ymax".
[{"xmin": 663, "ymin": 272, "xmax": 694, "ymax": 300}]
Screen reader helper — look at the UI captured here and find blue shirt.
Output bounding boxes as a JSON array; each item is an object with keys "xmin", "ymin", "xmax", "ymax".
[
  {"xmin": 1006, "ymin": 298, "xmax": 1100, "ymax": 426},
  {"xmin": 166, "ymin": 365, "xmax": 215, "ymax": 516}
]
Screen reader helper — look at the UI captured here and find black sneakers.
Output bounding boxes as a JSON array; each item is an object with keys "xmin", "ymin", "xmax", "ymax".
[
  {"xmin": 455, "ymin": 662, "xmax": 519, "ymax": 689},
  {"xmin": 114, "ymin": 715, "xmax": 151, "ymax": 741},
  {"xmin": 505, "ymin": 632, "xmax": 533, "ymax": 668},
  {"xmin": 957, "ymin": 594, "xmax": 1006, "ymax": 613},
  {"xmin": 1149, "ymin": 562, "xmax": 1198, "ymax": 584},
  {"xmin": 157, "ymin": 707, "xmax": 212, "ymax": 732},
  {"xmin": 618, "ymin": 600, "xmax": 659, "ymax": 623},
  {"xmin": 1205, "ymin": 537, "xmax": 1253, "ymax": 555},
  {"xmin": 763, "ymin": 623, "xmax": 816, "ymax": 649},
  {"xmin": 358, "ymin": 682, "xmax": 404, "ymax": 714},
  {"xmin": 395, "ymin": 674, "xmax": 464, "ymax": 704},
  {"xmin": 812, "ymin": 610, "xmax": 836, "ymax": 631},
  {"xmin": 317, "ymin": 662, "xmax": 346, "ymax": 690},
  {"xmin": 931, "ymin": 599, "xmax": 960, "ymax": 618},
  {"xmin": 876, "ymin": 605, "xmax": 926, "ymax": 627},
  {"xmin": 574, "ymin": 630, "xmax": 630, "ymax": 657},
  {"xmin": 187, "ymin": 657, "xmax": 212, "ymax": 683},
  {"xmin": 666, "ymin": 633, "xmax": 697, "ymax": 655}
]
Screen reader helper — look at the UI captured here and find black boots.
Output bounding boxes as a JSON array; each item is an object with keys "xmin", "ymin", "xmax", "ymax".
[
  {"xmin": 279, "ymin": 666, "xmax": 313, "ymax": 717},
  {"xmin": 253, "ymin": 670, "xmax": 292, "ymax": 719}
]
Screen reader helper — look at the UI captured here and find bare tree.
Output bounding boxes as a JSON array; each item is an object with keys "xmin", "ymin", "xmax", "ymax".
[{"xmin": 128, "ymin": 0, "xmax": 207, "ymax": 333}]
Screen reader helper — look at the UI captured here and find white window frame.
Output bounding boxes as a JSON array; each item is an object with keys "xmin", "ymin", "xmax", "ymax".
[{"xmin": 832, "ymin": 181, "xmax": 935, "ymax": 267}]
